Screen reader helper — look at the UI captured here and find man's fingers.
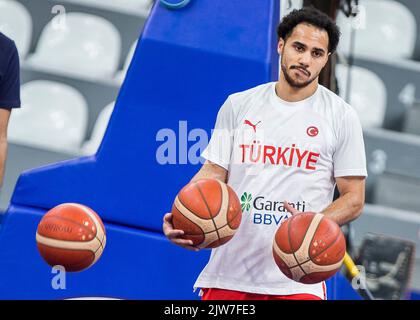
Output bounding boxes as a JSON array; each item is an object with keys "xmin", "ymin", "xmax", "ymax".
[
  {"xmin": 171, "ymin": 238, "xmax": 193, "ymax": 246},
  {"xmin": 283, "ymin": 201, "xmax": 299, "ymax": 215},
  {"xmin": 171, "ymin": 238, "xmax": 200, "ymax": 252},
  {"xmin": 165, "ymin": 229, "xmax": 184, "ymax": 239},
  {"xmin": 184, "ymin": 246, "xmax": 200, "ymax": 252},
  {"xmin": 163, "ymin": 212, "xmax": 199, "ymax": 251},
  {"xmin": 163, "ymin": 212, "xmax": 172, "ymax": 223},
  {"xmin": 181, "ymin": 243, "xmax": 200, "ymax": 252},
  {"xmin": 162, "ymin": 220, "xmax": 172, "ymax": 235},
  {"xmin": 162, "ymin": 213, "xmax": 176, "ymax": 237}
]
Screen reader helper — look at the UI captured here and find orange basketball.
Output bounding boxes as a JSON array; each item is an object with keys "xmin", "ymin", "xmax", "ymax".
[
  {"xmin": 171, "ymin": 179, "xmax": 242, "ymax": 249},
  {"xmin": 36, "ymin": 203, "xmax": 106, "ymax": 272},
  {"xmin": 272, "ymin": 212, "xmax": 346, "ymax": 284}
]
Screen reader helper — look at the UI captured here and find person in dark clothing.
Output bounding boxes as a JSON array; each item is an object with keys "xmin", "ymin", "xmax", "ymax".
[{"xmin": 0, "ymin": 32, "xmax": 21, "ymax": 186}]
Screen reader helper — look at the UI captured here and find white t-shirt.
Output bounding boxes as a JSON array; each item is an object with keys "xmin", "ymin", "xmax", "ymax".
[{"xmin": 194, "ymin": 82, "xmax": 367, "ymax": 299}]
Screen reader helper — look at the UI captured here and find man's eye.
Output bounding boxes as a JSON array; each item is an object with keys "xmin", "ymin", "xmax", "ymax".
[
  {"xmin": 295, "ymin": 46, "xmax": 304, "ymax": 52},
  {"xmin": 313, "ymin": 51, "xmax": 322, "ymax": 57}
]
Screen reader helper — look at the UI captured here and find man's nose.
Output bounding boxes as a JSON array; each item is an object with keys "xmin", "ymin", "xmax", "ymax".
[{"xmin": 298, "ymin": 51, "xmax": 311, "ymax": 66}]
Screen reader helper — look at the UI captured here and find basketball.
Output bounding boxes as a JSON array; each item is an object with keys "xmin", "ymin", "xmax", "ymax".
[
  {"xmin": 171, "ymin": 178, "xmax": 242, "ymax": 249},
  {"xmin": 36, "ymin": 203, "xmax": 107, "ymax": 272},
  {"xmin": 272, "ymin": 212, "xmax": 346, "ymax": 284}
]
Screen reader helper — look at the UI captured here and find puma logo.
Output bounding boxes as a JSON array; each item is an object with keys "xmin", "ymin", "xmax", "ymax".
[{"xmin": 244, "ymin": 120, "xmax": 261, "ymax": 133}]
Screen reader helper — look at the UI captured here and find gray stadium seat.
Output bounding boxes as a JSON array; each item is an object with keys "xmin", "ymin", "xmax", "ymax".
[
  {"xmin": 115, "ymin": 40, "xmax": 137, "ymax": 84},
  {"xmin": 336, "ymin": 63, "xmax": 386, "ymax": 128},
  {"xmin": 372, "ymin": 172, "xmax": 420, "ymax": 212},
  {"xmin": 403, "ymin": 103, "xmax": 420, "ymax": 136},
  {"xmin": 396, "ymin": 0, "xmax": 420, "ymax": 61},
  {"xmin": 17, "ymin": 0, "xmax": 146, "ymax": 73},
  {"xmin": 26, "ymin": 12, "xmax": 121, "ymax": 80},
  {"xmin": 0, "ymin": 0, "xmax": 32, "ymax": 58},
  {"xmin": 352, "ymin": 57, "xmax": 420, "ymax": 131},
  {"xmin": 21, "ymin": 65, "xmax": 119, "ymax": 140},
  {"xmin": 337, "ymin": 0, "xmax": 416, "ymax": 59},
  {"xmin": 61, "ymin": 0, "xmax": 152, "ymax": 16},
  {"xmin": 8, "ymin": 80, "xmax": 88, "ymax": 153},
  {"xmin": 363, "ymin": 128, "xmax": 420, "ymax": 202},
  {"xmin": 81, "ymin": 101, "xmax": 115, "ymax": 155}
]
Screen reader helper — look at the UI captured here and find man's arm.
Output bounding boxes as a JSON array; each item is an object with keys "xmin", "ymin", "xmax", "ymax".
[
  {"xmin": 0, "ymin": 108, "xmax": 11, "ymax": 187},
  {"xmin": 0, "ymin": 39, "xmax": 20, "ymax": 187},
  {"xmin": 190, "ymin": 160, "xmax": 228, "ymax": 183},
  {"xmin": 284, "ymin": 176, "xmax": 365, "ymax": 226},
  {"xmin": 163, "ymin": 95, "xmax": 233, "ymax": 250},
  {"xmin": 320, "ymin": 176, "xmax": 365, "ymax": 226}
]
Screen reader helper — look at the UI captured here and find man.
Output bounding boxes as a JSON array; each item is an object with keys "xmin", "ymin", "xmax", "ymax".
[
  {"xmin": 0, "ymin": 32, "xmax": 20, "ymax": 187},
  {"xmin": 163, "ymin": 7, "xmax": 367, "ymax": 300}
]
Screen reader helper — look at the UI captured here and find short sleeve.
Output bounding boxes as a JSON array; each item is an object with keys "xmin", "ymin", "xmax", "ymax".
[
  {"xmin": 0, "ymin": 41, "xmax": 21, "ymax": 109},
  {"xmin": 333, "ymin": 108, "xmax": 368, "ymax": 177},
  {"xmin": 201, "ymin": 97, "xmax": 235, "ymax": 170}
]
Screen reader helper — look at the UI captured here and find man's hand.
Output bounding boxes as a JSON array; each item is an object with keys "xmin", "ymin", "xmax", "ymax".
[
  {"xmin": 162, "ymin": 212, "xmax": 200, "ymax": 251},
  {"xmin": 283, "ymin": 201, "xmax": 300, "ymax": 215},
  {"xmin": 163, "ymin": 160, "xmax": 227, "ymax": 252}
]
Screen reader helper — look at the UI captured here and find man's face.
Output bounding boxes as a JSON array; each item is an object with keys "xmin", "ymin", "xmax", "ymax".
[{"xmin": 278, "ymin": 23, "xmax": 330, "ymax": 88}]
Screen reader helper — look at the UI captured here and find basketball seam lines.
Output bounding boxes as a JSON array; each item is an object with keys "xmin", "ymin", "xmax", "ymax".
[
  {"xmin": 176, "ymin": 197, "xmax": 207, "ymax": 236},
  {"xmin": 38, "ymin": 237, "xmax": 103, "ymax": 270},
  {"xmin": 94, "ymin": 237, "xmax": 104, "ymax": 254},
  {"xmin": 224, "ymin": 188, "xmax": 241, "ymax": 230},
  {"xmin": 181, "ymin": 210, "xmax": 241, "ymax": 236},
  {"xmin": 288, "ymin": 216, "xmax": 308, "ymax": 277},
  {"xmin": 290, "ymin": 217, "xmax": 342, "ymax": 278},
  {"xmin": 37, "ymin": 241, "xmax": 96, "ymax": 252},
  {"xmin": 214, "ymin": 181, "xmax": 223, "ymax": 218},
  {"xmin": 38, "ymin": 216, "xmax": 96, "ymax": 239},
  {"xmin": 310, "ymin": 227, "xmax": 342, "ymax": 262},
  {"xmin": 39, "ymin": 238, "xmax": 103, "ymax": 255},
  {"xmin": 73, "ymin": 203, "xmax": 106, "ymax": 261},
  {"xmin": 305, "ymin": 217, "xmax": 322, "ymax": 262},
  {"xmin": 36, "ymin": 233, "xmax": 100, "ymax": 251},
  {"xmin": 177, "ymin": 196, "xmax": 213, "ymax": 220},
  {"xmin": 195, "ymin": 182, "xmax": 221, "ymax": 242},
  {"xmin": 95, "ymin": 234, "xmax": 105, "ymax": 253},
  {"xmin": 64, "ymin": 252, "xmax": 96, "ymax": 271},
  {"xmin": 297, "ymin": 215, "xmax": 328, "ymax": 278},
  {"xmin": 69, "ymin": 203, "xmax": 105, "ymax": 244},
  {"xmin": 294, "ymin": 217, "xmax": 324, "ymax": 280}
]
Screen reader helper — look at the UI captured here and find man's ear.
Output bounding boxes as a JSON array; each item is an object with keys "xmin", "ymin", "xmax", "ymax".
[
  {"xmin": 320, "ymin": 53, "xmax": 331, "ymax": 70},
  {"xmin": 324, "ymin": 52, "xmax": 332, "ymax": 67},
  {"xmin": 277, "ymin": 38, "xmax": 285, "ymax": 55}
]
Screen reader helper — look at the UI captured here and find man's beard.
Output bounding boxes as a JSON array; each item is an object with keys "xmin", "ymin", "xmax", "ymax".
[{"xmin": 281, "ymin": 63, "xmax": 317, "ymax": 88}]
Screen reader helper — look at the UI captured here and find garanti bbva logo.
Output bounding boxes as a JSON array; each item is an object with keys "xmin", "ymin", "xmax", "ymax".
[
  {"xmin": 240, "ymin": 192, "xmax": 252, "ymax": 212},
  {"xmin": 240, "ymin": 192, "xmax": 306, "ymax": 226}
]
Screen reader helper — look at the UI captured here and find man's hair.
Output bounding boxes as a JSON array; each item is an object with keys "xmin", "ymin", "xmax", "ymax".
[{"xmin": 277, "ymin": 7, "xmax": 341, "ymax": 53}]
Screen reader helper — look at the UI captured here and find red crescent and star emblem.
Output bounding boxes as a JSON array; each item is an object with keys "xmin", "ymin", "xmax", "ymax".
[{"xmin": 307, "ymin": 126, "xmax": 319, "ymax": 137}]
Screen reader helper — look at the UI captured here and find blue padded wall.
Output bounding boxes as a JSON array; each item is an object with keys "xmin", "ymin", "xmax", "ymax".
[
  {"xmin": 11, "ymin": 0, "xmax": 280, "ymax": 231},
  {"xmin": 0, "ymin": 205, "xmax": 210, "ymax": 299},
  {"xmin": 0, "ymin": 0, "xmax": 283, "ymax": 299}
]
